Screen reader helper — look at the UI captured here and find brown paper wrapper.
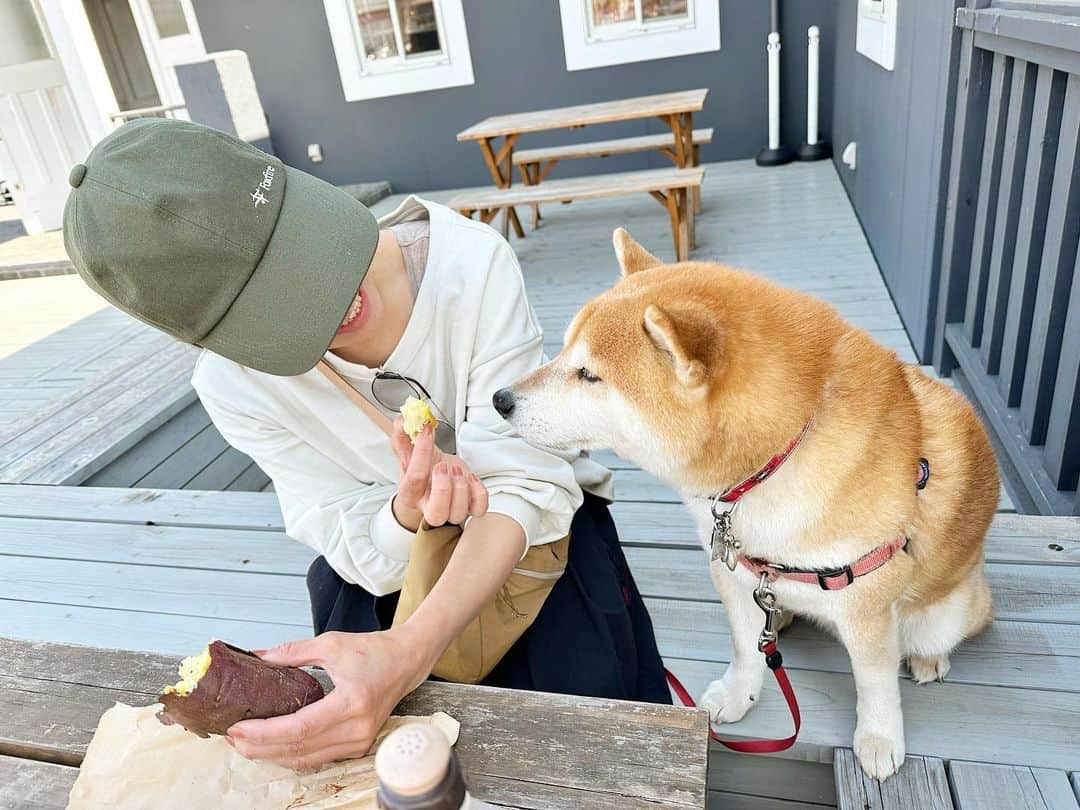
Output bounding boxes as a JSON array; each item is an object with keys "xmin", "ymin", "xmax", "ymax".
[{"xmin": 66, "ymin": 703, "xmax": 460, "ymax": 809}]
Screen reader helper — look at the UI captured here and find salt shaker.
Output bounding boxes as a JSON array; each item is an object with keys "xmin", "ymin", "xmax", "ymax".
[{"xmin": 375, "ymin": 722, "xmax": 494, "ymax": 810}]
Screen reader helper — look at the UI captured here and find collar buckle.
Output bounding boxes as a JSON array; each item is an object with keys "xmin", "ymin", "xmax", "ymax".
[{"xmin": 816, "ymin": 566, "xmax": 854, "ymax": 590}]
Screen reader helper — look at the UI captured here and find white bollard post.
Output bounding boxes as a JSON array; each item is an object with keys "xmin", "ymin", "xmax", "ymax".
[
  {"xmin": 757, "ymin": 31, "xmax": 793, "ymax": 166},
  {"xmin": 806, "ymin": 26, "xmax": 819, "ymax": 147},
  {"xmin": 798, "ymin": 24, "xmax": 832, "ymax": 161},
  {"xmin": 767, "ymin": 32, "xmax": 781, "ymax": 151}
]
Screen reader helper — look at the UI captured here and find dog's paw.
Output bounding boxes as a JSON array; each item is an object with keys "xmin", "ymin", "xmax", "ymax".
[
  {"xmin": 908, "ymin": 654, "xmax": 951, "ymax": 684},
  {"xmin": 700, "ymin": 676, "xmax": 758, "ymax": 724},
  {"xmin": 853, "ymin": 729, "xmax": 906, "ymax": 781}
]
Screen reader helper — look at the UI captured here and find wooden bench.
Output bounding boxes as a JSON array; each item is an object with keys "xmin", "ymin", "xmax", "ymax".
[
  {"xmin": 514, "ymin": 128, "xmax": 713, "ymax": 224},
  {"xmin": 0, "ymin": 331, "xmax": 267, "ymax": 490},
  {"xmin": 449, "ymin": 165, "xmax": 703, "ymax": 261}
]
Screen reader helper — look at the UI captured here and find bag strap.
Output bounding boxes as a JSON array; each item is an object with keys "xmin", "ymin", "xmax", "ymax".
[{"xmin": 315, "ymin": 358, "xmax": 394, "ymax": 438}]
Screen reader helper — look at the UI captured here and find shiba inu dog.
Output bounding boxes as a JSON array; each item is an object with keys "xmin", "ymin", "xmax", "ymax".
[{"xmin": 494, "ymin": 229, "xmax": 998, "ymax": 779}]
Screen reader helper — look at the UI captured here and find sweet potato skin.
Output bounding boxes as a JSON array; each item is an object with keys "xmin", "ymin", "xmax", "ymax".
[{"xmin": 157, "ymin": 641, "xmax": 324, "ymax": 738}]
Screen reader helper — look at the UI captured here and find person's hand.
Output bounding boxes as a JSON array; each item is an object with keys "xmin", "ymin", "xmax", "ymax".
[
  {"xmin": 389, "ymin": 421, "xmax": 488, "ymax": 531},
  {"xmin": 226, "ymin": 628, "xmax": 434, "ymax": 769}
]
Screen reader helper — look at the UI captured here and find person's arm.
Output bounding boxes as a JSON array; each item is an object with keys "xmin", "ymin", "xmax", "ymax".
[
  {"xmin": 194, "ymin": 372, "xmax": 414, "ymax": 596},
  {"xmin": 224, "ymin": 507, "xmax": 523, "ymax": 770}
]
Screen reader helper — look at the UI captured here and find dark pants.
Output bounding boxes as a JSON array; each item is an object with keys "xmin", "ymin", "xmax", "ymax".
[{"xmin": 306, "ymin": 493, "xmax": 671, "ymax": 704}]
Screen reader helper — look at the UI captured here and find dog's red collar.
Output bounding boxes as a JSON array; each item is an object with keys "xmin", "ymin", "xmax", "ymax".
[{"xmin": 715, "ymin": 418, "xmax": 814, "ymax": 503}]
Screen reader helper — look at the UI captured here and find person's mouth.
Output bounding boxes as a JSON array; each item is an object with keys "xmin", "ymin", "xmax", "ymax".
[{"xmin": 337, "ymin": 289, "xmax": 367, "ymax": 334}]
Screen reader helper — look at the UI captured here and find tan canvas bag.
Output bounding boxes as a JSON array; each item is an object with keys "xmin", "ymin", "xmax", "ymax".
[
  {"xmin": 316, "ymin": 359, "xmax": 569, "ymax": 683},
  {"xmin": 393, "ymin": 523, "xmax": 569, "ymax": 683}
]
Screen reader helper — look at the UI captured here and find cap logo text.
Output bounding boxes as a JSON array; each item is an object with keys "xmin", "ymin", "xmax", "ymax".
[{"xmin": 250, "ymin": 165, "xmax": 275, "ymax": 209}]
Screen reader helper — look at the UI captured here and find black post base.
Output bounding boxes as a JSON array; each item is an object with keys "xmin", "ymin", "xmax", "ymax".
[
  {"xmin": 755, "ymin": 146, "xmax": 795, "ymax": 167},
  {"xmin": 797, "ymin": 141, "xmax": 832, "ymax": 161}
]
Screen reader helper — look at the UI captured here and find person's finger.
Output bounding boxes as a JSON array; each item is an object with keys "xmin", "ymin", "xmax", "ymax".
[
  {"xmin": 266, "ymin": 738, "xmax": 376, "ymax": 771},
  {"xmin": 228, "ymin": 716, "xmax": 370, "ymax": 764},
  {"xmin": 228, "ymin": 685, "xmax": 349, "ymax": 746},
  {"xmin": 447, "ymin": 466, "xmax": 470, "ymax": 525},
  {"xmin": 468, "ymin": 472, "xmax": 489, "ymax": 517},
  {"xmin": 257, "ymin": 633, "xmax": 341, "ymax": 668},
  {"xmin": 399, "ymin": 428, "xmax": 435, "ymax": 505},
  {"xmin": 390, "ymin": 417, "xmax": 412, "ymax": 468},
  {"xmin": 424, "ymin": 463, "xmax": 451, "ymax": 527}
]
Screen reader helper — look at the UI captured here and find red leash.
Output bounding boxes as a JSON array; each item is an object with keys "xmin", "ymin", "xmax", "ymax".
[{"xmin": 664, "ymin": 640, "xmax": 801, "ymax": 753}]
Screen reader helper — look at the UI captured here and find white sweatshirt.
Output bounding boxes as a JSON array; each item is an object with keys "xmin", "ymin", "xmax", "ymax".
[{"xmin": 191, "ymin": 196, "xmax": 613, "ymax": 595}]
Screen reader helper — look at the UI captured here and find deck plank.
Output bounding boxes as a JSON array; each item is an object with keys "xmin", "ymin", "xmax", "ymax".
[
  {"xmin": 624, "ymin": 546, "xmax": 1080, "ymax": 624},
  {"xmin": 950, "ymin": 761, "xmax": 1080, "ymax": 810},
  {"xmin": 0, "ymin": 486, "xmax": 1059, "ymax": 558},
  {"xmin": 0, "ymin": 754, "xmax": 77, "ymax": 809},
  {"xmin": 834, "ymin": 749, "xmax": 952, "ymax": 810}
]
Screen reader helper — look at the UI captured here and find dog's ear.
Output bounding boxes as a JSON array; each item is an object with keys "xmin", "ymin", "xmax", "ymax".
[
  {"xmin": 643, "ymin": 304, "xmax": 705, "ymax": 388},
  {"xmin": 613, "ymin": 228, "xmax": 661, "ymax": 277}
]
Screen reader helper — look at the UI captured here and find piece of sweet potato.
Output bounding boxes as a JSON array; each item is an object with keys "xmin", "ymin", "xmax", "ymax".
[{"xmin": 157, "ymin": 640, "xmax": 324, "ymax": 738}]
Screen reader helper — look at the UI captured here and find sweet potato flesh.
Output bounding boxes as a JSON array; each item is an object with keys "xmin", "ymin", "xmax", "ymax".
[
  {"xmin": 401, "ymin": 396, "xmax": 436, "ymax": 441},
  {"xmin": 162, "ymin": 646, "xmax": 212, "ymax": 696}
]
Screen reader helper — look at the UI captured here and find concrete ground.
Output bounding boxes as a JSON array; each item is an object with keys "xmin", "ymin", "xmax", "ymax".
[{"xmin": 0, "ymin": 205, "xmax": 69, "ymax": 272}]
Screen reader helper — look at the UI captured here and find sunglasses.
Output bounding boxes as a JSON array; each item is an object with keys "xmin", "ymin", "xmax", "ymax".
[{"xmin": 371, "ymin": 371, "xmax": 457, "ymax": 454}]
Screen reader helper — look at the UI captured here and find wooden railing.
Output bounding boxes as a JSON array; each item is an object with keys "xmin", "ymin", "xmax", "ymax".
[{"xmin": 934, "ymin": 1, "xmax": 1080, "ymax": 515}]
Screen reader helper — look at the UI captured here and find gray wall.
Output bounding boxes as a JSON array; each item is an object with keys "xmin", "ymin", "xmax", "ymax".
[
  {"xmin": 190, "ymin": 0, "xmax": 835, "ymax": 192},
  {"xmin": 831, "ymin": 0, "xmax": 962, "ymax": 361}
]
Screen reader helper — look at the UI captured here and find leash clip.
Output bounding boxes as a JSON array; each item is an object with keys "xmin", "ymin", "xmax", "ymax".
[
  {"xmin": 754, "ymin": 572, "xmax": 783, "ymax": 652},
  {"xmin": 710, "ymin": 499, "xmax": 740, "ymax": 571}
]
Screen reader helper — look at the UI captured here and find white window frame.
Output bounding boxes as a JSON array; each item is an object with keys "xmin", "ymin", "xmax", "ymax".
[
  {"xmin": 558, "ymin": 0, "xmax": 720, "ymax": 72},
  {"xmin": 856, "ymin": 0, "xmax": 897, "ymax": 71},
  {"xmin": 324, "ymin": 0, "xmax": 474, "ymax": 102}
]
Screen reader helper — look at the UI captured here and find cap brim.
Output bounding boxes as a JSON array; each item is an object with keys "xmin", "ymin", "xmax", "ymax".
[{"xmin": 200, "ymin": 165, "xmax": 379, "ymax": 375}]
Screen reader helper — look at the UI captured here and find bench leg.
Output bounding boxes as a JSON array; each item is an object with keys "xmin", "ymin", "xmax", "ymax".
[
  {"xmin": 665, "ymin": 186, "xmax": 691, "ymax": 260},
  {"xmin": 692, "ymin": 144, "xmax": 702, "ymax": 214},
  {"xmin": 660, "ymin": 190, "xmax": 678, "ymax": 260},
  {"xmin": 520, "ymin": 162, "xmax": 541, "ymax": 230},
  {"xmin": 479, "ymin": 135, "xmax": 525, "ymax": 240},
  {"xmin": 685, "ymin": 188, "xmax": 696, "ymax": 252}
]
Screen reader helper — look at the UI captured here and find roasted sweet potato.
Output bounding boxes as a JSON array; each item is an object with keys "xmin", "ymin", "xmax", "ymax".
[{"xmin": 157, "ymin": 640, "xmax": 324, "ymax": 738}]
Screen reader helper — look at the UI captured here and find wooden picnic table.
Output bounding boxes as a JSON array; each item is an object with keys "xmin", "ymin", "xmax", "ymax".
[
  {"xmin": 0, "ymin": 637, "xmax": 709, "ymax": 809},
  {"xmin": 456, "ymin": 89, "xmax": 708, "ymax": 238}
]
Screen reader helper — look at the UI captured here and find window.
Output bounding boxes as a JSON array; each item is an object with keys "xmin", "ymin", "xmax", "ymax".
[
  {"xmin": 324, "ymin": 0, "xmax": 474, "ymax": 101},
  {"xmin": 856, "ymin": 0, "xmax": 896, "ymax": 71},
  {"xmin": 1, "ymin": 0, "xmax": 51, "ymax": 66},
  {"xmin": 147, "ymin": 0, "xmax": 189, "ymax": 38},
  {"xmin": 587, "ymin": 0, "xmax": 690, "ymax": 41},
  {"xmin": 559, "ymin": 0, "xmax": 719, "ymax": 71}
]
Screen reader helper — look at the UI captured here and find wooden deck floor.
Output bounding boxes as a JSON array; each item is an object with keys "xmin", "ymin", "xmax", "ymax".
[{"xmin": 1, "ymin": 159, "xmax": 1060, "ymax": 807}]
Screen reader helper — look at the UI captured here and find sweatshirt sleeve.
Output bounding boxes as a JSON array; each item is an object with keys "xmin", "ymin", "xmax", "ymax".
[
  {"xmin": 455, "ymin": 241, "xmax": 584, "ymax": 549},
  {"xmin": 194, "ymin": 377, "xmax": 412, "ymax": 596}
]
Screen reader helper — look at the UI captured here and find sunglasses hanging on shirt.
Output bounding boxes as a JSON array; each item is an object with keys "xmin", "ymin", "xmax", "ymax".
[{"xmin": 371, "ymin": 371, "xmax": 457, "ymax": 454}]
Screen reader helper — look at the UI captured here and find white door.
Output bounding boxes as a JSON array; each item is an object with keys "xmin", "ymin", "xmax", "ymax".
[
  {"xmin": 128, "ymin": 0, "xmax": 206, "ymax": 110},
  {"xmin": 0, "ymin": 0, "xmax": 92, "ymax": 234}
]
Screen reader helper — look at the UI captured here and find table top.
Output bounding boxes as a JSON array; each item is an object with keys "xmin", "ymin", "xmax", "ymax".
[
  {"xmin": 0, "ymin": 637, "xmax": 709, "ymax": 809},
  {"xmin": 456, "ymin": 88, "xmax": 709, "ymax": 141}
]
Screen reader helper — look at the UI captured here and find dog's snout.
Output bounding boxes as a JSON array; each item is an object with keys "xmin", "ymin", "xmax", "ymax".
[{"xmin": 492, "ymin": 388, "xmax": 516, "ymax": 417}]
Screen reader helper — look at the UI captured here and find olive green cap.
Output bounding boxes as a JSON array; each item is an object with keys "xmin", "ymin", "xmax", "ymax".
[{"xmin": 62, "ymin": 118, "xmax": 378, "ymax": 376}]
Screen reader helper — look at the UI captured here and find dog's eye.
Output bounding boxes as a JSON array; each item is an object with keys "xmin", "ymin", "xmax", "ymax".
[{"xmin": 577, "ymin": 367, "xmax": 601, "ymax": 383}]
